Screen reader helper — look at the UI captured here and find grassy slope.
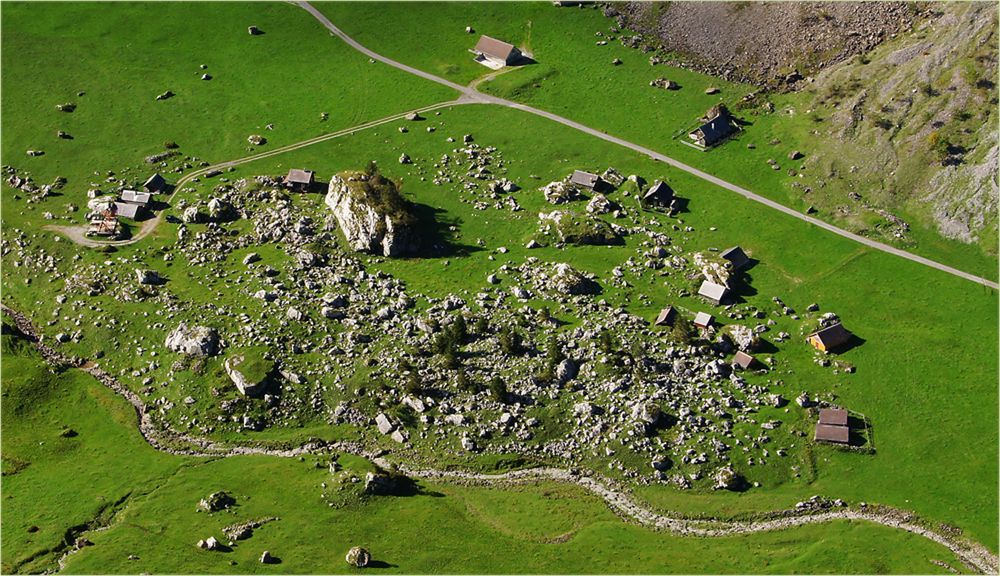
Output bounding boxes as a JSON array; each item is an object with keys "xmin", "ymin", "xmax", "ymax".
[
  {"xmin": 313, "ymin": 1, "xmax": 998, "ymax": 282},
  {"xmin": 151, "ymin": 102, "xmax": 997, "ymax": 547},
  {"xmin": 0, "ymin": 334, "xmax": 187, "ymax": 574},
  {"xmin": 0, "ymin": 335, "xmax": 966, "ymax": 574},
  {"xmin": 0, "ymin": 1, "xmax": 455, "ymax": 216},
  {"xmin": 0, "ymin": 1, "xmax": 995, "ymax": 569}
]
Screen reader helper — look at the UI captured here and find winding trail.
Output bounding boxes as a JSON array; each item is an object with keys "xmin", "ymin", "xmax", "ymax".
[
  {"xmin": 294, "ymin": 1, "xmax": 999, "ymax": 291},
  {"xmin": 45, "ymin": 99, "xmax": 463, "ymax": 248},
  {"xmin": 3, "ymin": 304, "xmax": 997, "ymax": 574}
]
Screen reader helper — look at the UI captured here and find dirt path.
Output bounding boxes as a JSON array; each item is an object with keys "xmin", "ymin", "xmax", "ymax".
[
  {"xmin": 3, "ymin": 304, "xmax": 996, "ymax": 574},
  {"xmin": 45, "ymin": 99, "xmax": 463, "ymax": 248},
  {"xmin": 293, "ymin": 1, "xmax": 999, "ymax": 291}
]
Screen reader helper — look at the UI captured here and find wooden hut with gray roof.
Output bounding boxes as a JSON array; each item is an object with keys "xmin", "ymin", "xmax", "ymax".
[
  {"xmin": 473, "ymin": 35, "xmax": 521, "ymax": 68},
  {"xmin": 689, "ymin": 107, "xmax": 738, "ymax": 148},
  {"xmin": 720, "ymin": 246, "xmax": 750, "ymax": 270},
  {"xmin": 698, "ymin": 280, "xmax": 729, "ymax": 305},
  {"xmin": 285, "ymin": 168, "xmax": 315, "ymax": 191},
  {"xmin": 642, "ymin": 180, "xmax": 674, "ymax": 209}
]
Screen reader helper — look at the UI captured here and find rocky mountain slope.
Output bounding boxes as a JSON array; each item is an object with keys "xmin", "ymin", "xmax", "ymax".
[
  {"xmin": 613, "ymin": 1, "xmax": 923, "ymax": 88},
  {"xmin": 614, "ymin": 1, "xmax": 999, "ymax": 255}
]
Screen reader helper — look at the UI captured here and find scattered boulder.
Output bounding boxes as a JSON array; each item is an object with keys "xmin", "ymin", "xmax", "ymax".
[
  {"xmin": 247, "ymin": 134, "xmax": 266, "ymax": 146},
  {"xmin": 135, "ymin": 269, "xmax": 160, "ymax": 285},
  {"xmin": 198, "ymin": 491, "xmax": 236, "ymax": 512},
  {"xmin": 375, "ymin": 412, "xmax": 395, "ymax": 435},
  {"xmin": 165, "ymin": 323, "xmax": 219, "ymax": 356},
  {"xmin": 713, "ymin": 466, "xmax": 742, "ymax": 490},
  {"xmin": 540, "ymin": 180, "xmax": 581, "ymax": 204},
  {"xmin": 248, "ymin": 25, "xmax": 261, "ymax": 35},
  {"xmin": 155, "ymin": 90, "xmax": 174, "ymax": 101},
  {"xmin": 650, "ymin": 77, "xmax": 679, "ymax": 90},
  {"xmin": 346, "ymin": 546, "xmax": 371, "ymax": 568},
  {"xmin": 225, "ymin": 348, "xmax": 273, "ymax": 397},
  {"xmin": 550, "ymin": 262, "xmax": 600, "ymax": 295}
]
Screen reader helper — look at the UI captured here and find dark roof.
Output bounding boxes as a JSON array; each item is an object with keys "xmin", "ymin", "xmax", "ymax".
[
  {"xmin": 653, "ymin": 306, "xmax": 676, "ymax": 327},
  {"xmin": 732, "ymin": 351, "xmax": 755, "ymax": 369},
  {"xmin": 814, "ymin": 423, "xmax": 850, "ymax": 444},
  {"xmin": 819, "ymin": 408, "xmax": 849, "ymax": 427},
  {"xmin": 808, "ymin": 323, "xmax": 852, "ymax": 350},
  {"xmin": 143, "ymin": 173, "xmax": 166, "ymax": 191},
  {"xmin": 720, "ymin": 246, "xmax": 750, "ymax": 270},
  {"xmin": 691, "ymin": 112, "xmax": 737, "ymax": 147},
  {"xmin": 643, "ymin": 180, "xmax": 674, "ymax": 203},
  {"xmin": 698, "ymin": 280, "xmax": 728, "ymax": 304},
  {"xmin": 286, "ymin": 169, "xmax": 315, "ymax": 185},
  {"xmin": 475, "ymin": 35, "xmax": 518, "ymax": 62},
  {"xmin": 570, "ymin": 170, "xmax": 601, "ymax": 188}
]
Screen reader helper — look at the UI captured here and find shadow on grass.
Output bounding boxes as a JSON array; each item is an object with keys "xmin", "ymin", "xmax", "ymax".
[
  {"xmin": 830, "ymin": 333, "xmax": 866, "ymax": 355},
  {"xmin": 410, "ymin": 203, "xmax": 484, "ymax": 258}
]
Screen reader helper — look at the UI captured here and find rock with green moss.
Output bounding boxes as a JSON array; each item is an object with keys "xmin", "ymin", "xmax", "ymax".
[
  {"xmin": 225, "ymin": 347, "xmax": 274, "ymax": 397},
  {"xmin": 325, "ymin": 166, "xmax": 420, "ymax": 257},
  {"xmin": 538, "ymin": 210, "xmax": 623, "ymax": 246}
]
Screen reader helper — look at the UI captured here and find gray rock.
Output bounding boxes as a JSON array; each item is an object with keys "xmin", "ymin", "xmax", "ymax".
[
  {"xmin": 375, "ymin": 412, "xmax": 394, "ymax": 435},
  {"xmin": 346, "ymin": 547, "xmax": 371, "ymax": 567},
  {"xmin": 165, "ymin": 324, "xmax": 219, "ymax": 356}
]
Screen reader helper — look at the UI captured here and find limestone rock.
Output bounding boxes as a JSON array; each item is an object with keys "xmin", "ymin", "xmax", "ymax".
[
  {"xmin": 325, "ymin": 171, "xmax": 420, "ymax": 257},
  {"xmin": 165, "ymin": 323, "xmax": 219, "ymax": 356},
  {"xmin": 346, "ymin": 546, "xmax": 371, "ymax": 567}
]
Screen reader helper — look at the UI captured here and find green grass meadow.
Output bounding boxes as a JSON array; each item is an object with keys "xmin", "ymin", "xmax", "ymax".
[
  {"xmin": 0, "ymin": 334, "xmax": 973, "ymax": 574},
  {"xmin": 1, "ymin": 2, "xmax": 998, "ymax": 573}
]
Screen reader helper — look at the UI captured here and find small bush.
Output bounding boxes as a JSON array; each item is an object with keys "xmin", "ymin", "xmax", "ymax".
[{"xmin": 488, "ymin": 376, "xmax": 508, "ymax": 403}]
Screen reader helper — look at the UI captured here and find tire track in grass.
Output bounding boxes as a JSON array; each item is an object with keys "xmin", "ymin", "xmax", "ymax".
[{"xmin": 294, "ymin": 0, "xmax": 999, "ymax": 291}]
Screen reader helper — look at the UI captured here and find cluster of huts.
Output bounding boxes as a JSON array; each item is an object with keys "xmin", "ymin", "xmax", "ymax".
[
  {"xmin": 569, "ymin": 169, "xmax": 678, "ymax": 213},
  {"xmin": 87, "ymin": 173, "xmax": 166, "ymax": 237}
]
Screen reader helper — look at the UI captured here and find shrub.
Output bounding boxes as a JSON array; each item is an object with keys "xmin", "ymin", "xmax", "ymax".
[
  {"xmin": 498, "ymin": 326, "xmax": 522, "ymax": 356},
  {"xmin": 488, "ymin": 376, "xmax": 508, "ymax": 403}
]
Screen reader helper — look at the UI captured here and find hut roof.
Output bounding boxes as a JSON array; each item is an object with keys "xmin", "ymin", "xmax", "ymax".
[
  {"xmin": 808, "ymin": 323, "xmax": 853, "ymax": 350},
  {"xmin": 643, "ymin": 180, "xmax": 674, "ymax": 202},
  {"xmin": 720, "ymin": 246, "xmax": 750, "ymax": 270},
  {"xmin": 286, "ymin": 169, "xmax": 315, "ymax": 185},
  {"xmin": 693, "ymin": 311, "xmax": 713, "ymax": 327},
  {"xmin": 474, "ymin": 35, "xmax": 517, "ymax": 61},
  {"xmin": 121, "ymin": 190, "xmax": 152, "ymax": 205},
  {"xmin": 819, "ymin": 408, "xmax": 849, "ymax": 427},
  {"xmin": 143, "ymin": 173, "xmax": 166, "ymax": 192},
  {"xmin": 732, "ymin": 351, "xmax": 755, "ymax": 369},
  {"xmin": 698, "ymin": 280, "xmax": 729, "ymax": 303},
  {"xmin": 654, "ymin": 306, "xmax": 676, "ymax": 327},
  {"xmin": 114, "ymin": 202, "xmax": 142, "ymax": 219},
  {"xmin": 691, "ymin": 111, "xmax": 737, "ymax": 146},
  {"xmin": 570, "ymin": 170, "xmax": 601, "ymax": 188},
  {"xmin": 814, "ymin": 423, "xmax": 850, "ymax": 444}
]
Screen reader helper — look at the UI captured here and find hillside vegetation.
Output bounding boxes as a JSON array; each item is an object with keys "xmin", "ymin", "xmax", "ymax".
[{"xmin": 617, "ymin": 1, "xmax": 999, "ymax": 256}]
